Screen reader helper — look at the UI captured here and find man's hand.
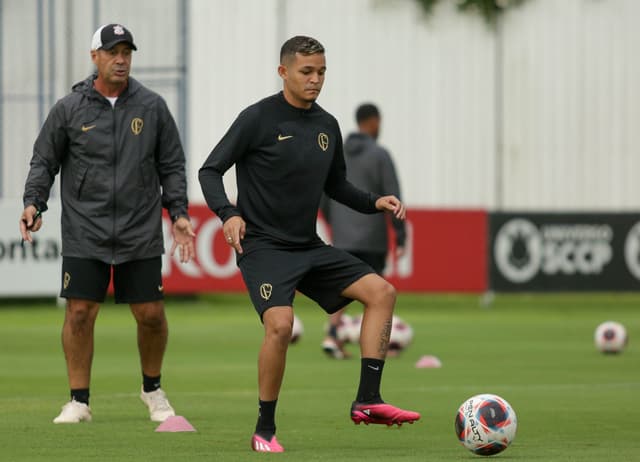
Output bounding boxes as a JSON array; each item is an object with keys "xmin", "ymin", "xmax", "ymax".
[
  {"xmin": 375, "ymin": 195, "xmax": 406, "ymax": 220},
  {"xmin": 19, "ymin": 205, "xmax": 43, "ymax": 243},
  {"xmin": 223, "ymin": 215, "xmax": 247, "ymax": 254},
  {"xmin": 170, "ymin": 217, "xmax": 196, "ymax": 263}
]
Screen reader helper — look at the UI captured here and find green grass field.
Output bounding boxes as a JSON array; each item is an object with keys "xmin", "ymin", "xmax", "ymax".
[{"xmin": 1, "ymin": 293, "xmax": 638, "ymax": 461}]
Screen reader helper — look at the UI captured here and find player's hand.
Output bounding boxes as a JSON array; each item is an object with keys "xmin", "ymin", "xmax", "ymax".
[
  {"xmin": 223, "ymin": 215, "xmax": 246, "ymax": 254},
  {"xmin": 170, "ymin": 217, "xmax": 196, "ymax": 263},
  {"xmin": 19, "ymin": 205, "xmax": 43, "ymax": 243},
  {"xmin": 375, "ymin": 195, "xmax": 406, "ymax": 220}
]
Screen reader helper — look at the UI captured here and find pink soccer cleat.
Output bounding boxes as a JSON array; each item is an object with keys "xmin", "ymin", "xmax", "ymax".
[
  {"xmin": 350, "ymin": 402, "xmax": 421, "ymax": 426},
  {"xmin": 251, "ymin": 434, "xmax": 285, "ymax": 453}
]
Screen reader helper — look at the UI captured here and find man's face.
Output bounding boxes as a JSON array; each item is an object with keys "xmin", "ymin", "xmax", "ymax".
[
  {"xmin": 279, "ymin": 52, "xmax": 326, "ymax": 108},
  {"xmin": 361, "ymin": 116, "xmax": 381, "ymax": 140},
  {"xmin": 91, "ymin": 43, "xmax": 133, "ymax": 85},
  {"xmin": 369, "ymin": 116, "xmax": 381, "ymax": 140}
]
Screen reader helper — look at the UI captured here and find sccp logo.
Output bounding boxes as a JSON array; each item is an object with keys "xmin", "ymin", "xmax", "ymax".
[
  {"xmin": 624, "ymin": 221, "xmax": 640, "ymax": 280},
  {"xmin": 494, "ymin": 219, "xmax": 543, "ymax": 283},
  {"xmin": 494, "ymin": 218, "xmax": 614, "ymax": 284}
]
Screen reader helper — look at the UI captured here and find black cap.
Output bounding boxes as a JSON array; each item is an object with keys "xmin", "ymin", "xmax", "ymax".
[{"xmin": 91, "ymin": 24, "xmax": 137, "ymax": 51}]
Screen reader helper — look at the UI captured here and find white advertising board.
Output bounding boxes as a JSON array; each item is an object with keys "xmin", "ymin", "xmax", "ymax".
[{"xmin": 0, "ymin": 200, "xmax": 62, "ymax": 296}]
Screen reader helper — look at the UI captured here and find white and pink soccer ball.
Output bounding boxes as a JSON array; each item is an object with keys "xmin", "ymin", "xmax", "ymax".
[
  {"xmin": 334, "ymin": 313, "xmax": 358, "ymax": 344},
  {"xmin": 337, "ymin": 314, "xmax": 413, "ymax": 353},
  {"xmin": 455, "ymin": 394, "xmax": 518, "ymax": 456},
  {"xmin": 388, "ymin": 315, "xmax": 414, "ymax": 353},
  {"xmin": 594, "ymin": 321, "xmax": 628, "ymax": 354},
  {"xmin": 290, "ymin": 314, "xmax": 304, "ymax": 344}
]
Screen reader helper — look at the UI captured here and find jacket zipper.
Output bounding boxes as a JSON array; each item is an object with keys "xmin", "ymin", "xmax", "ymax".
[{"xmin": 111, "ymin": 102, "xmax": 117, "ymax": 264}]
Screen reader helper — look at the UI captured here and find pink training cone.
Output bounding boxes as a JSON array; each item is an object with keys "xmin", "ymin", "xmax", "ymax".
[
  {"xmin": 155, "ymin": 415, "xmax": 196, "ymax": 432},
  {"xmin": 415, "ymin": 355, "xmax": 442, "ymax": 369}
]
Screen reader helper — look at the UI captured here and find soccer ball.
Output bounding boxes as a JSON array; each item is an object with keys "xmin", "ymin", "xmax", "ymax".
[
  {"xmin": 333, "ymin": 314, "xmax": 362, "ymax": 344},
  {"xmin": 594, "ymin": 321, "xmax": 628, "ymax": 354},
  {"xmin": 388, "ymin": 315, "xmax": 414, "ymax": 354},
  {"xmin": 455, "ymin": 394, "xmax": 517, "ymax": 456},
  {"xmin": 334, "ymin": 313, "xmax": 357, "ymax": 344},
  {"xmin": 336, "ymin": 314, "xmax": 413, "ymax": 354},
  {"xmin": 290, "ymin": 314, "xmax": 304, "ymax": 344}
]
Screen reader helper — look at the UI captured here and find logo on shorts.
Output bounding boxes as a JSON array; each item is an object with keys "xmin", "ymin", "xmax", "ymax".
[
  {"xmin": 63, "ymin": 272, "xmax": 71, "ymax": 289},
  {"xmin": 158, "ymin": 285, "xmax": 163, "ymax": 293},
  {"xmin": 317, "ymin": 133, "xmax": 329, "ymax": 151},
  {"xmin": 131, "ymin": 117, "xmax": 144, "ymax": 135},
  {"xmin": 259, "ymin": 283, "xmax": 272, "ymax": 301}
]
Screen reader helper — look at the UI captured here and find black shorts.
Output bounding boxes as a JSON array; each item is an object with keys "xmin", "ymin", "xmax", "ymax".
[
  {"xmin": 346, "ymin": 251, "xmax": 387, "ymax": 275},
  {"xmin": 237, "ymin": 244, "xmax": 375, "ymax": 318},
  {"xmin": 60, "ymin": 256, "xmax": 164, "ymax": 304}
]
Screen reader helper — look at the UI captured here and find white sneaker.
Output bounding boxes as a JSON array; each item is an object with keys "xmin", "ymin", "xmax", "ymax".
[
  {"xmin": 322, "ymin": 338, "xmax": 351, "ymax": 359},
  {"xmin": 53, "ymin": 399, "xmax": 92, "ymax": 424},
  {"xmin": 140, "ymin": 387, "xmax": 175, "ymax": 422}
]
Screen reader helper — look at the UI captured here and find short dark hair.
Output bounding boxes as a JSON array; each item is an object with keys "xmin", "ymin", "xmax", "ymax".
[
  {"xmin": 280, "ymin": 36, "xmax": 325, "ymax": 63},
  {"xmin": 355, "ymin": 103, "xmax": 380, "ymax": 124}
]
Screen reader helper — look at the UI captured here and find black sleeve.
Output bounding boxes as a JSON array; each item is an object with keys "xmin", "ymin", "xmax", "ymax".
[
  {"xmin": 323, "ymin": 128, "xmax": 380, "ymax": 214},
  {"xmin": 156, "ymin": 98, "xmax": 189, "ymax": 219},
  {"xmin": 379, "ymin": 149, "xmax": 406, "ymax": 247},
  {"xmin": 198, "ymin": 105, "xmax": 260, "ymax": 222},
  {"xmin": 23, "ymin": 101, "xmax": 67, "ymax": 212}
]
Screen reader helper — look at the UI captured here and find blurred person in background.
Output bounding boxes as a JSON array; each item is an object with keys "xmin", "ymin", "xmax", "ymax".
[
  {"xmin": 199, "ymin": 35, "xmax": 419, "ymax": 453},
  {"xmin": 19, "ymin": 23, "xmax": 195, "ymax": 424},
  {"xmin": 320, "ymin": 103, "xmax": 406, "ymax": 359}
]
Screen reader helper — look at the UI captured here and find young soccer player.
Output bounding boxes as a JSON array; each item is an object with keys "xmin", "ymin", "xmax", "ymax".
[{"xmin": 199, "ymin": 35, "xmax": 420, "ymax": 453}]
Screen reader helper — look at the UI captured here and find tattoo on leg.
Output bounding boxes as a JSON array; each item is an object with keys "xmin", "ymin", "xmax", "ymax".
[{"xmin": 378, "ymin": 318, "xmax": 392, "ymax": 356}]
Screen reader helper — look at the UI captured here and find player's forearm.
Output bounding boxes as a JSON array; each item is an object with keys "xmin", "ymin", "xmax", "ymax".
[
  {"xmin": 198, "ymin": 168, "xmax": 240, "ymax": 221},
  {"xmin": 23, "ymin": 160, "xmax": 56, "ymax": 212},
  {"xmin": 159, "ymin": 168, "xmax": 189, "ymax": 218},
  {"xmin": 325, "ymin": 181, "xmax": 380, "ymax": 214}
]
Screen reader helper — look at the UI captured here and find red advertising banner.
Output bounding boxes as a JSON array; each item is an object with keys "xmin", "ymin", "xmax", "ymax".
[
  {"xmin": 386, "ymin": 209, "xmax": 488, "ymax": 292},
  {"xmin": 161, "ymin": 205, "xmax": 488, "ymax": 294}
]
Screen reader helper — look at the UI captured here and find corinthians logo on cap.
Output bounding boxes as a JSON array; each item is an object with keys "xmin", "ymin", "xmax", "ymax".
[{"xmin": 91, "ymin": 23, "xmax": 138, "ymax": 51}]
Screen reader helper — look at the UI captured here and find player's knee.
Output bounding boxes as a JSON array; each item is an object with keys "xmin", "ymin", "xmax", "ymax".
[
  {"xmin": 65, "ymin": 300, "xmax": 99, "ymax": 328},
  {"xmin": 266, "ymin": 318, "xmax": 293, "ymax": 344},
  {"xmin": 139, "ymin": 314, "xmax": 165, "ymax": 330},
  {"xmin": 134, "ymin": 303, "xmax": 166, "ymax": 330},
  {"xmin": 373, "ymin": 280, "xmax": 396, "ymax": 308}
]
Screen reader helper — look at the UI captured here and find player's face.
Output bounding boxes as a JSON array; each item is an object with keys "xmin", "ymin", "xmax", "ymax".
[
  {"xmin": 369, "ymin": 116, "xmax": 381, "ymax": 140},
  {"xmin": 91, "ymin": 43, "xmax": 132, "ymax": 88},
  {"xmin": 279, "ymin": 52, "xmax": 326, "ymax": 109}
]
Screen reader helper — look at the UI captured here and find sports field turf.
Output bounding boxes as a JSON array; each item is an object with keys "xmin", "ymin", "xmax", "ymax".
[{"xmin": 1, "ymin": 293, "xmax": 638, "ymax": 461}]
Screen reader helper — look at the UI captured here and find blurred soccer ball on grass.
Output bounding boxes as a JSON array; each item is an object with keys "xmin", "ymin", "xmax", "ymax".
[
  {"xmin": 594, "ymin": 321, "xmax": 627, "ymax": 354},
  {"xmin": 336, "ymin": 314, "xmax": 413, "ymax": 355},
  {"xmin": 290, "ymin": 314, "xmax": 304, "ymax": 344}
]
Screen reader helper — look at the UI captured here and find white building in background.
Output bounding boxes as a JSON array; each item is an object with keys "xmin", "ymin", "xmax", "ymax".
[{"xmin": 1, "ymin": 0, "xmax": 639, "ymax": 210}]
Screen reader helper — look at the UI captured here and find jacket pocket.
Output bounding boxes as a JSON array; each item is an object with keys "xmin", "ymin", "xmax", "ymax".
[
  {"xmin": 71, "ymin": 160, "xmax": 90, "ymax": 199},
  {"xmin": 139, "ymin": 158, "xmax": 159, "ymax": 200}
]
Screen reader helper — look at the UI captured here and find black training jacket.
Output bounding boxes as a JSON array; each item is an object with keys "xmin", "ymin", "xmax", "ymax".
[
  {"xmin": 23, "ymin": 74, "xmax": 188, "ymax": 264},
  {"xmin": 198, "ymin": 92, "xmax": 380, "ymax": 256}
]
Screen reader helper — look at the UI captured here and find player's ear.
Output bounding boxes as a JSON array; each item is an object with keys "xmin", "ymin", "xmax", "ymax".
[{"xmin": 277, "ymin": 64, "xmax": 287, "ymax": 80}]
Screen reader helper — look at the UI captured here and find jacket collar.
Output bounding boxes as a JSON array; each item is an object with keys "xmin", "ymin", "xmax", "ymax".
[{"xmin": 73, "ymin": 73, "xmax": 141, "ymax": 103}]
